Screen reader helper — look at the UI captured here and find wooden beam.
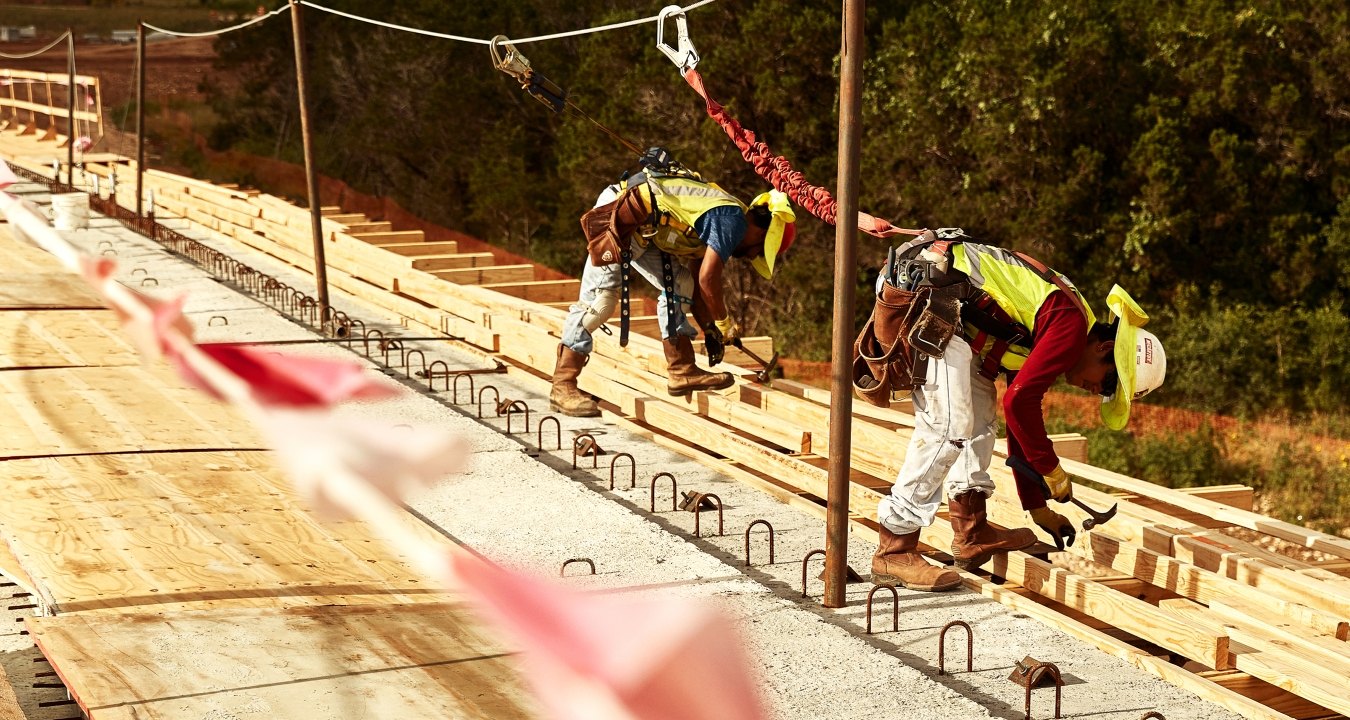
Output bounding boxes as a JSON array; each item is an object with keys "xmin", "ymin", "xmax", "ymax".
[
  {"xmin": 1061, "ymin": 457, "xmax": 1350, "ymax": 561},
  {"xmin": 982, "ymin": 550, "xmax": 1233, "ymax": 670},
  {"xmin": 432, "ymin": 265, "xmax": 534, "ymax": 286},
  {"xmin": 343, "ymin": 221, "xmax": 393, "ymax": 233},
  {"xmin": 379, "ymin": 241, "xmax": 461, "ymax": 256},
  {"xmin": 351, "ymin": 230, "xmax": 426, "ymax": 245},
  {"xmin": 408, "ymin": 253, "xmax": 496, "ymax": 272},
  {"xmin": 480, "ymin": 280, "xmax": 582, "ymax": 303}
]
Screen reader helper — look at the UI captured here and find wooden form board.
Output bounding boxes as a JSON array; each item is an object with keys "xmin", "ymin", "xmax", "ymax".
[
  {"xmin": 0, "ymin": 366, "xmax": 264, "ymax": 459},
  {"xmin": 0, "ymin": 310, "xmax": 138, "ymax": 369},
  {"xmin": 0, "ymin": 451, "xmax": 456, "ymax": 614},
  {"xmin": 27, "ymin": 603, "xmax": 536, "ymax": 719}
]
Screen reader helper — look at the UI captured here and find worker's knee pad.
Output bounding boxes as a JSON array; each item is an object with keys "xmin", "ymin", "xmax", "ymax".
[{"xmin": 580, "ymin": 288, "xmax": 620, "ymax": 333}]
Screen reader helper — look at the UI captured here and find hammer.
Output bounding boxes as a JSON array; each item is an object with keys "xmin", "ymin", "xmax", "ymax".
[
  {"xmin": 1068, "ymin": 496, "xmax": 1117, "ymax": 531},
  {"xmin": 1007, "ymin": 455, "xmax": 1118, "ymax": 532},
  {"xmin": 731, "ymin": 338, "xmax": 779, "ymax": 384}
]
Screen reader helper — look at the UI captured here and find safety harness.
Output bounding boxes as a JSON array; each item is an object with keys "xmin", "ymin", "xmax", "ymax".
[
  {"xmin": 614, "ymin": 150, "xmax": 709, "ymax": 347},
  {"xmin": 877, "ymin": 235, "xmax": 1091, "ymax": 387}
]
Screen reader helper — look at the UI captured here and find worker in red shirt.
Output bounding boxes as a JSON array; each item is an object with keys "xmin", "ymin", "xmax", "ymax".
[{"xmin": 870, "ymin": 238, "xmax": 1166, "ymax": 591}]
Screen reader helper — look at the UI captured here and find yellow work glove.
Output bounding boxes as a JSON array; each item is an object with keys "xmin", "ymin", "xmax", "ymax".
[
  {"xmin": 1045, "ymin": 464, "xmax": 1073, "ymax": 502},
  {"xmin": 714, "ymin": 316, "xmax": 740, "ymax": 343},
  {"xmin": 1030, "ymin": 506, "xmax": 1076, "ymax": 549}
]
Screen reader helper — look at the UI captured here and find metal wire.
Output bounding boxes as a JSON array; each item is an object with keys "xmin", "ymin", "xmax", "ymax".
[
  {"xmin": 298, "ymin": 0, "xmax": 717, "ymax": 46},
  {"xmin": 0, "ymin": 31, "xmax": 71, "ymax": 60},
  {"xmin": 143, "ymin": 4, "xmax": 291, "ymax": 38}
]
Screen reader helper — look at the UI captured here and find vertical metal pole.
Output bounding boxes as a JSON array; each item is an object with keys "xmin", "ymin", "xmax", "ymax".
[
  {"xmin": 823, "ymin": 0, "xmax": 865, "ymax": 609},
  {"xmin": 288, "ymin": 0, "xmax": 332, "ymax": 326},
  {"xmin": 136, "ymin": 21, "xmax": 146, "ymax": 218},
  {"xmin": 66, "ymin": 29, "xmax": 75, "ymax": 186}
]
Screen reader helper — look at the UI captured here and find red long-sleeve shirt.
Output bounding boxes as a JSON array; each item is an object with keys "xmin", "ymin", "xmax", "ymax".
[{"xmin": 1001, "ymin": 290, "xmax": 1088, "ymax": 510}]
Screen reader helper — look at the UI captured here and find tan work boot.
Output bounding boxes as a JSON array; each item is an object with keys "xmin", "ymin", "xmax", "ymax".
[
  {"xmin": 872, "ymin": 525, "xmax": 961, "ymax": 591},
  {"xmin": 549, "ymin": 344, "xmax": 601, "ymax": 417},
  {"xmin": 664, "ymin": 336, "xmax": 735, "ymax": 396},
  {"xmin": 949, "ymin": 490, "xmax": 1037, "ymax": 570}
]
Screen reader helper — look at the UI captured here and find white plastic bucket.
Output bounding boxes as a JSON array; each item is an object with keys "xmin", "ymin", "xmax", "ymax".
[{"xmin": 51, "ymin": 192, "xmax": 90, "ymax": 231}]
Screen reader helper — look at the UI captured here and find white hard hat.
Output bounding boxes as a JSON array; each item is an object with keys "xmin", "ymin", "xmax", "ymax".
[
  {"xmin": 1101, "ymin": 285, "xmax": 1166, "ymax": 430},
  {"xmin": 1132, "ymin": 328, "xmax": 1166, "ymax": 400}
]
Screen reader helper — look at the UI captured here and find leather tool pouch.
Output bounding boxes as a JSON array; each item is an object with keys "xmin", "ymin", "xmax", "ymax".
[
  {"xmin": 580, "ymin": 187, "xmax": 647, "ymax": 266},
  {"xmin": 852, "ymin": 282, "xmax": 929, "ymax": 408},
  {"xmin": 907, "ymin": 291, "xmax": 960, "ymax": 359}
]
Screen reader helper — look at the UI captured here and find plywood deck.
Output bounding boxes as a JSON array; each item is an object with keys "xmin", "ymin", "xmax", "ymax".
[
  {"xmin": 27, "ymin": 604, "xmax": 536, "ymax": 719},
  {"xmin": 0, "ymin": 310, "xmax": 138, "ymax": 369},
  {"xmin": 0, "ymin": 451, "xmax": 457, "ymax": 613},
  {"xmin": 0, "ymin": 366, "xmax": 265, "ymax": 459},
  {"xmin": 0, "ymin": 272, "xmax": 105, "ymax": 309}
]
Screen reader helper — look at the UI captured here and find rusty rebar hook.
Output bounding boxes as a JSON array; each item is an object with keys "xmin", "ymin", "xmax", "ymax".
[
  {"xmin": 866, "ymin": 584, "xmax": 899, "ymax": 634},
  {"xmin": 381, "ymin": 338, "xmax": 405, "ymax": 365},
  {"xmin": 477, "ymin": 385, "xmax": 500, "ymax": 419},
  {"xmin": 504, "ymin": 400, "xmax": 530, "ymax": 434},
  {"xmin": 744, "ymin": 519, "xmax": 774, "ymax": 566},
  {"xmin": 363, "ymin": 327, "xmax": 384, "ymax": 357},
  {"xmin": 573, "ymin": 433, "xmax": 600, "ymax": 469},
  {"xmin": 938, "ymin": 620, "xmax": 973, "ymax": 675},
  {"xmin": 207, "ymin": 315, "xmax": 228, "ymax": 326},
  {"xmin": 801, "ymin": 549, "xmax": 826, "ymax": 597},
  {"xmin": 404, "ymin": 348, "xmax": 428, "ymax": 379},
  {"xmin": 452, "ymin": 372, "xmax": 475, "ymax": 405},
  {"xmin": 690, "ymin": 493, "xmax": 723, "ymax": 537},
  {"xmin": 650, "ymin": 472, "xmax": 677, "ymax": 512},
  {"xmin": 426, "ymin": 360, "xmax": 450, "ymax": 390},
  {"xmin": 537, "ymin": 416, "xmax": 561, "ymax": 450},
  {"xmin": 1024, "ymin": 663, "xmax": 1063, "ymax": 720},
  {"xmin": 560, "ymin": 558, "xmax": 596, "ymax": 577},
  {"xmin": 1140, "ymin": 713, "xmax": 1165, "ymax": 720},
  {"xmin": 609, "ymin": 452, "xmax": 636, "ymax": 490}
]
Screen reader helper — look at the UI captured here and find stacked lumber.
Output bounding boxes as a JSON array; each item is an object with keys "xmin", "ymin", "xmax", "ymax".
[{"xmin": 5, "ymin": 138, "xmax": 1350, "ymax": 720}]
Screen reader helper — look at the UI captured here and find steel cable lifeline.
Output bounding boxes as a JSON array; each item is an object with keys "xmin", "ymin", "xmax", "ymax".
[
  {"xmin": 143, "ymin": 4, "xmax": 292, "ymax": 38},
  {"xmin": 0, "ymin": 31, "xmax": 70, "ymax": 60},
  {"xmin": 489, "ymin": 36, "xmax": 645, "ymax": 156},
  {"xmin": 299, "ymin": 0, "xmax": 717, "ymax": 46}
]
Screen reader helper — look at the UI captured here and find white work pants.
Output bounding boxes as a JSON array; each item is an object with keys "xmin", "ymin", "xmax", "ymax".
[{"xmin": 876, "ymin": 335, "xmax": 998, "ymax": 535}]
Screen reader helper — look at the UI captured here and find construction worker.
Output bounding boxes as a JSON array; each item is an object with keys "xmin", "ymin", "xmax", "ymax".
[
  {"xmin": 550, "ymin": 157, "xmax": 796, "ymax": 417},
  {"xmin": 870, "ymin": 237, "xmax": 1166, "ymax": 591}
]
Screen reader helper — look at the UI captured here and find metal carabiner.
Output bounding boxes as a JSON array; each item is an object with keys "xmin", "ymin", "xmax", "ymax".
[
  {"xmin": 490, "ymin": 35, "xmax": 566, "ymax": 113},
  {"xmin": 656, "ymin": 6, "xmax": 700, "ymax": 72}
]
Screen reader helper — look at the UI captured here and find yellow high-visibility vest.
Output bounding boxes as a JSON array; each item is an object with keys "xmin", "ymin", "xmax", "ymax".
[
  {"xmin": 621, "ymin": 174, "xmax": 745, "ymax": 259},
  {"xmin": 952, "ymin": 242, "xmax": 1096, "ymax": 372}
]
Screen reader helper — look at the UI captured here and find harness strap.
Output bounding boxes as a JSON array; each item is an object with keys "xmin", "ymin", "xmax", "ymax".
[
  {"xmin": 980, "ymin": 338, "xmax": 1011, "ymax": 381},
  {"xmin": 659, "ymin": 251, "xmax": 681, "ymax": 338},
  {"xmin": 618, "ymin": 247, "xmax": 632, "ymax": 347},
  {"xmin": 1011, "ymin": 251, "xmax": 1090, "ymax": 323}
]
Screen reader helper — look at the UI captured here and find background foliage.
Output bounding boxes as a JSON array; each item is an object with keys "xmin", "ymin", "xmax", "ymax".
[{"xmin": 201, "ymin": 0, "xmax": 1350, "ymax": 421}]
